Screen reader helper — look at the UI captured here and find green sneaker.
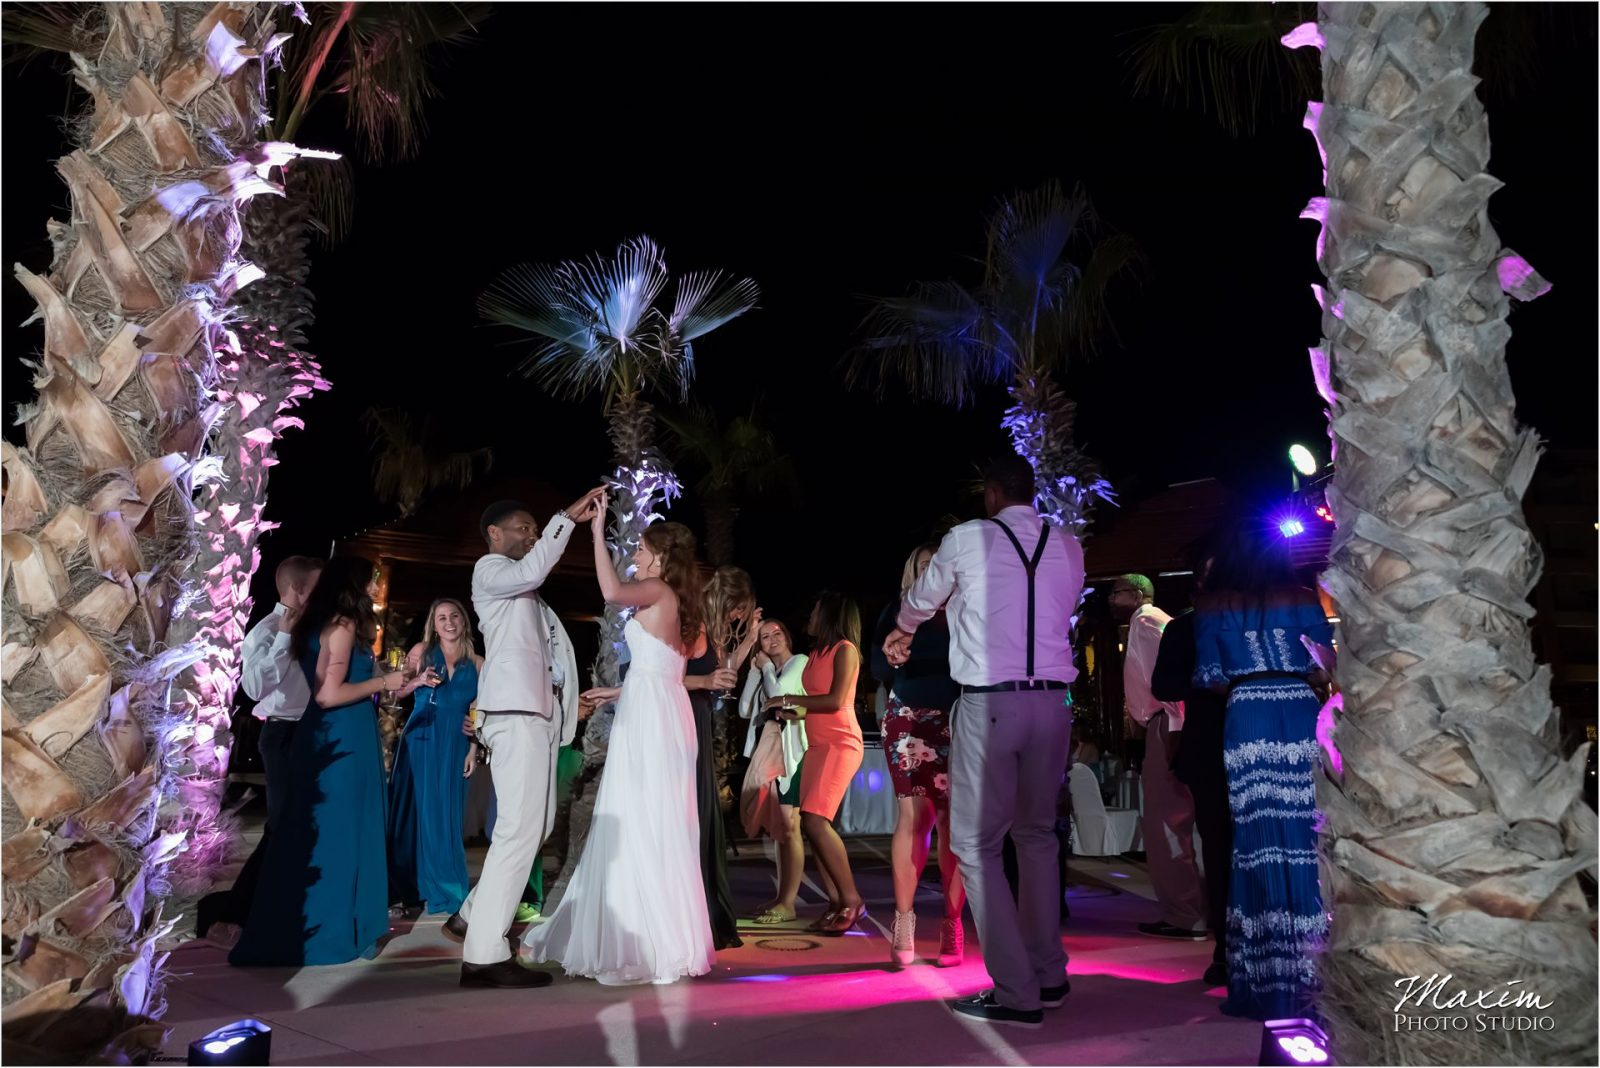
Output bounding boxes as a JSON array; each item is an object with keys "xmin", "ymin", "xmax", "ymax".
[{"xmin": 514, "ymin": 903, "xmax": 541, "ymax": 924}]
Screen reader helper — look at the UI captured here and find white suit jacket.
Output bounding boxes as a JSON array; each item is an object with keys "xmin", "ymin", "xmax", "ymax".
[{"xmin": 471, "ymin": 514, "xmax": 580, "ymax": 744}]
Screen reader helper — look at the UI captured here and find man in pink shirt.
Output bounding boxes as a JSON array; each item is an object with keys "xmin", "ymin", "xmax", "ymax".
[{"xmin": 1112, "ymin": 574, "xmax": 1206, "ymax": 941}]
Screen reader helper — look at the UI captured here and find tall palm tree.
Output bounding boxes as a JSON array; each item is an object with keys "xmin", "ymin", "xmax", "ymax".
[
  {"xmin": 848, "ymin": 181, "xmax": 1137, "ymax": 532},
  {"xmin": 661, "ymin": 401, "xmax": 799, "ymax": 566},
  {"xmin": 479, "ymin": 236, "xmax": 759, "ymax": 688},
  {"xmin": 365, "ymin": 407, "xmax": 494, "ymax": 518},
  {"xmin": 0, "ymin": 4, "xmax": 320, "ymax": 1061},
  {"xmin": 1136, "ymin": 4, "xmax": 1597, "ymax": 1062}
]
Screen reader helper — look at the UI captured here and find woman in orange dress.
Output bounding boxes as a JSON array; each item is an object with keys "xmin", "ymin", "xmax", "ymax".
[{"xmin": 765, "ymin": 591, "xmax": 866, "ymax": 934}]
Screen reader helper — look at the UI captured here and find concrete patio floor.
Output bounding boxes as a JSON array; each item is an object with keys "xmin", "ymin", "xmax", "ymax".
[{"xmin": 160, "ymin": 831, "xmax": 1261, "ymax": 1066}]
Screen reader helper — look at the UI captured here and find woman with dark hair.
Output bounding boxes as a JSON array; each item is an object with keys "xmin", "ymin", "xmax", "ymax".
[
  {"xmin": 521, "ymin": 507, "xmax": 715, "ymax": 984},
  {"xmin": 871, "ymin": 543, "xmax": 967, "ymax": 967},
  {"xmin": 232, "ymin": 556, "xmax": 425, "ymax": 967},
  {"xmin": 765, "ymin": 591, "xmax": 867, "ymax": 934},
  {"xmin": 1193, "ymin": 520, "xmax": 1333, "ymax": 1020},
  {"xmin": 387, "ymin": 598, "xmax": 480, "ymax": 918},
  {"xmin": 683, "ymin": 566, "xmax": 758, "ymax": 949}
]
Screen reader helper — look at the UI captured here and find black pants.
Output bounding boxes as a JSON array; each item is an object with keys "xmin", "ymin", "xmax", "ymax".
[
  {"xmin": 201, "ymin": 719, "xmax": 297, "ymax": 929},
  {"xmin": 1175, "ymin": 757, "xmax": 1231, "ymax": 965}
]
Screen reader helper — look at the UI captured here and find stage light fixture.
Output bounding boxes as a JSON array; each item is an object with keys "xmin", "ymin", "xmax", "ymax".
[
  {"xmin": 1288, "ymin": 445, "xmax": 1318, "ymax": 477},
  {"xmin": 1259, "ymin": 1017, "xmax": 1331, "ymax": 1066},
  {"xmin": 1278, "ymin": 517, "xmax": 1306, "ymax": 538},
  {"xmin": 188, "ymin": 1019, "xmax": 271, "ymax": 1066}
]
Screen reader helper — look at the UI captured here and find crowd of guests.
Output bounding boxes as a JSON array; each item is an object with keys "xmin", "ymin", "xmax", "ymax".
[{"xmin": 197, "ymin": 454, "xmax": 1335, "ymax": 1025}]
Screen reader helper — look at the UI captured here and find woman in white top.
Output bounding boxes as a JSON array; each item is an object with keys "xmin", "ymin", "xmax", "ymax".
[{"xmin": 737, "ymin": 619, "xmax": 817, "ymax": 925}]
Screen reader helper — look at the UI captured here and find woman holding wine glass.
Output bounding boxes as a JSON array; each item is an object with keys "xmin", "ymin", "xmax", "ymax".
[{"xmin": 684, "ymin": 566, "xmax": 760, "ymax": 950}]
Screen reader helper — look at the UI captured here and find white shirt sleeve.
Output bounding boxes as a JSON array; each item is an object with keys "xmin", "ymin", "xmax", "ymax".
[
  {"xmin": 472, "ymin": 517, "xmax": 574, "ymax": 599},
  {"xmin": 240, "ymin": 611, "xmax": 293, "ymax": 703},
  {"xmin": 737, "ymin": 665, "xmax": 767, "ymax": 721},
  {"xmin": 898, "ymin": 529, "xmax": 961, "ymax": 632}
]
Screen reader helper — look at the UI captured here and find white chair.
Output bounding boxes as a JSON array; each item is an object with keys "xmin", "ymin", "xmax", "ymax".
[{"xmin": 1069, "ymin": 763, "xmax": 1140, "ymax": 856}]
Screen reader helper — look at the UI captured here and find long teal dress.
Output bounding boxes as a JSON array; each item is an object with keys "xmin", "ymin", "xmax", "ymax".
[
  {"xmin": 231, "ymin": 637, "xmax": 389, "ymax": 967},
  {"xmin": 387, "ymin": 647, "xmax": 476, "ymax": 915}
]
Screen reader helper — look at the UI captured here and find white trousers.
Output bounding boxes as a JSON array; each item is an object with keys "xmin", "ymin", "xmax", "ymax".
[
  {"xmin": 458, "ymin": 712, "xmax": 559, "ymax": 964},
  {"xmin": 1141, "ymin": 714, "xmax": 1207, "ymax": 932}
]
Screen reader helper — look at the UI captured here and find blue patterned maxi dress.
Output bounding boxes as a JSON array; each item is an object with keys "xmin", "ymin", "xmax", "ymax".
[{"xmin": 1193, "ymin": 589, "xmax": 1332, "ymax": 1020}]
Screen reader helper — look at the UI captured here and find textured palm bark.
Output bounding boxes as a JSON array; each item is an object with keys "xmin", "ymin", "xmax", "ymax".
[
  {"xmin": 1293, "ymin": 4, "xmax": 1597, "ymax": 1063},
  {"xmin": 0, "ymin": 5, "xmax": 318, "ymax": 1061}
]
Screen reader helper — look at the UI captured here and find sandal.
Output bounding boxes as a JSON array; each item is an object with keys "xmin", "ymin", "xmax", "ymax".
[
  {"xmin": 805, "ymin": 908, "xmax": 842, "ymax": 932},
  {"xmin": 752, "ymin": 907, "xmax": 797, "ymax": 926},
  {"xmin": 823, "ymin": 901, "xmax": 869, "ymax": 935}
]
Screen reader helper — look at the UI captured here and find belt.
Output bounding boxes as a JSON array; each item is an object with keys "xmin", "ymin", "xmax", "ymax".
[
  {"xmin": 962, "ymin": 679, "xmax": 1069, "ymax": 693},
  {"xmin": 1227, "ymin": 672, "xmax": 1309, "ymax": 692}
]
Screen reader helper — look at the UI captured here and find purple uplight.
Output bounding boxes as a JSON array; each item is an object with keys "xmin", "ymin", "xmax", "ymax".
[
  {"xmin": 1277, "ymin": 1035, "xmax": 1330, "ymax": 1064},
  {"xmin": 731, "ymin": 974, "xmax": 790, "ymax": 983},
  {"xmin": 1279, "ymin": 518, "xmax": 1307, "ymax": 539}
]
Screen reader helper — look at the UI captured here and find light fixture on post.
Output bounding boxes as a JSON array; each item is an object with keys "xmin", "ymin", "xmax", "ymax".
[
  {"xmin": 188, "ymin": 1019, "xmax": 271, "ymax": 1065},
  {"xmin": 1288, "ymin": 444, "xmax": 1318, "ymax": 492},
  {"xmin": 1259, "ymin": 1017, "xmax": 1331, "ymax": 1066}
]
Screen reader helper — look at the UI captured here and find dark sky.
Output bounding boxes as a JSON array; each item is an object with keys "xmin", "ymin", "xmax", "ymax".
[{"xmin": 5, "ymin": 4, "xmax": 1595, "ymax": 624}]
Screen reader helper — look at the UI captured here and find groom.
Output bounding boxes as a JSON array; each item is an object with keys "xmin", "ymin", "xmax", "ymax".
[{"xmin": 449, "ymin": 489, "xmax": 603, "ymax": 988}]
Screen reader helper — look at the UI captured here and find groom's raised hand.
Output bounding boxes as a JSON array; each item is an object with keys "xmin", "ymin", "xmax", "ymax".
[{"xmin": 563, "ymin": 487, "xmax": 607, "ymax": 523}]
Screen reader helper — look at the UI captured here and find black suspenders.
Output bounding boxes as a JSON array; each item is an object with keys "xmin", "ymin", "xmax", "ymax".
[{"xmin": 985, "ymin": 517, "xmax": 1050, "ymax": 679}]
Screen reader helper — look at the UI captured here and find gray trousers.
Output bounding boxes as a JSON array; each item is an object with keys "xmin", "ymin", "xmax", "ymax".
[
  {"xmin": 949, "ymin": 689, "xmax": 1073, "ymax": 1012},
  {"xmin": 1141, "ymin": 714, "xmax": 1206, "ymax": 931}
]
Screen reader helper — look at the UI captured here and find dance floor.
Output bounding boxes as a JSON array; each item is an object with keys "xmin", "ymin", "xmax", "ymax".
[{"xmin": 161, "ymin": 831, "xmax": 1262, "ymax": 1065}]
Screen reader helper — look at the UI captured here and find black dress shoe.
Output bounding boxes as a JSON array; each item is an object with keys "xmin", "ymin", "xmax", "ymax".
[
  {"xmin": 196, "ymin": 892, "xmax": 224, "ymax": 939},
  {"xmin": 460, "ymin": 959, "xmax": 554, "ymax": 989},
  {"xmin": 1203, "ymin": 961, "xmax": 1229, "ymax": 987},
  {"xmin": 951, "ymin": 992, "xmax": 1043, "ymax": 1029},
  {"xmin": 443, "ymin": 912, "xmax": 468, "ymax": 942},
  {"xmin": 1137, "ymin": 921, "xmax": 1206, "ymax": 941},
  {"xmin": 1040, "ymin": 980, "xmax": 1071, "ymax": 1008}
]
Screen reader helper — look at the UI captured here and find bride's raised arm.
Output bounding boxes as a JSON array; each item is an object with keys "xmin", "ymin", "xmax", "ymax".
[{"xmin": 592, "ymin": 493, "xmax": 670, "ymax": 609}]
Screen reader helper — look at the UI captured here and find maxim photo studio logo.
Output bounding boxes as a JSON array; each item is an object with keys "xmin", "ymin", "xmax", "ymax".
[{"xmin": 1392, "ymin": 974, "xmax": 1555, "ymax": 1033}]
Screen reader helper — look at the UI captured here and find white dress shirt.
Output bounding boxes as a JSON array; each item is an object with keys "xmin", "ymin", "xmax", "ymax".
[
  {"xmin": 242, "ymin": 603, "xmax": 311, "ymax": 721},
  {"xmin": 898, "ymin": 504, "xmax": 1086, "ymax": 687},
  {"xmin": 1124, "ymin": 603, "xmax": 1183, "ymax": 729},
  {"xmin": 737, "ymin": 654, "xmax": 811, "ymax": 782},
  {"xmin": 472, "ymin": 513, "xmax": 575, "ymax": 719}
]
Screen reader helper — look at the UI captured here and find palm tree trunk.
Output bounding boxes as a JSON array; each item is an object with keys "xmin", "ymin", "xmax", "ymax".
[
  {"xmin": 1, "ymin": 5, "xmax": 314, "ymax": 1061},
  {"xmin": 593, "ymin": 394, "xmax": 683, "ymax": 693},
  {"xmin": 1003, "ymin": 375, "xmax": 1113, "ymax": 533},
  {"xmin": 1295, "ymin": 4, "xmax": 1596, "ymax": 1062}
]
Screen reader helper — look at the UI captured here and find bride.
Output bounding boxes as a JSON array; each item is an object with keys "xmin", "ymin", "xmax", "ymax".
[{"xmin": 519, "ymin": 497, "xmax": 715, "ymax": 985}]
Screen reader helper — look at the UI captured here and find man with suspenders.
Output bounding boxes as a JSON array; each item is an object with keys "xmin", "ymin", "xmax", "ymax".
[{"xmin": 885, "ymin": 455, "xmax": 1085, "ymax": 1029}]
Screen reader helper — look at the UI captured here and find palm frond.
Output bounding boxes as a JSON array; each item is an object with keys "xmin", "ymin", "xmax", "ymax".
[
  {"xmin": 482, "ymin": 237, "xmax": 754, "ymax": 407},
  {"xmin": 278, "ymin": 2, "xmax": 491, "ymax": 159},
  {"xmin": 564, "ymin": 236, "xmax": 671, "ymax": 357},
  {"xmin": 365, "ymin": 406, "xmax": 494, "ymax": 516},
  {"xmin": 984, "ymin": 181, "xmax": 1090, "ymax": 296},
  {"xmin": 1126, "ymin": 1, "xmax": 1318, "ymax": 137},
  {"xmin": 293, "ymin": 155, "xmax": 354, "ymax": 247},
  {"xmin": 669, "ymin": 271, "xmax": 761, "ymax": 343},
  {"xmin": 1048, "ymin": 231, "xmax": 1143, "ymax": 369},
  {"xmin": 848, "ymin": 280, "xmax": 1001, "ymax": 408},
  {"xmin": 2, "ymin": 3, "xmax": 99, "ymax": 60}
]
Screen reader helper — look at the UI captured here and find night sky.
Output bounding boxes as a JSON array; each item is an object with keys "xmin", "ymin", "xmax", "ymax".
[{"xmin": 4, "ymin": 4, "xmax": 1595, "ymax": 628}]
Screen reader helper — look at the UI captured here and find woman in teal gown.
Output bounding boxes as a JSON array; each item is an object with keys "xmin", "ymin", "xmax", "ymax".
[
  {"xmin": 388, "ymin": 598, "xmax": 481, "ymax": 916},
  {"xmin": 231, "ymin": 557, "xmax": 422, "ymax": 967}
]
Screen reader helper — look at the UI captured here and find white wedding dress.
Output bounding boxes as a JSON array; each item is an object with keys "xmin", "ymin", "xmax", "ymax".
[{"xmin": 521, "ymin": 619, "xmax": 714, "ymax": 985}]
